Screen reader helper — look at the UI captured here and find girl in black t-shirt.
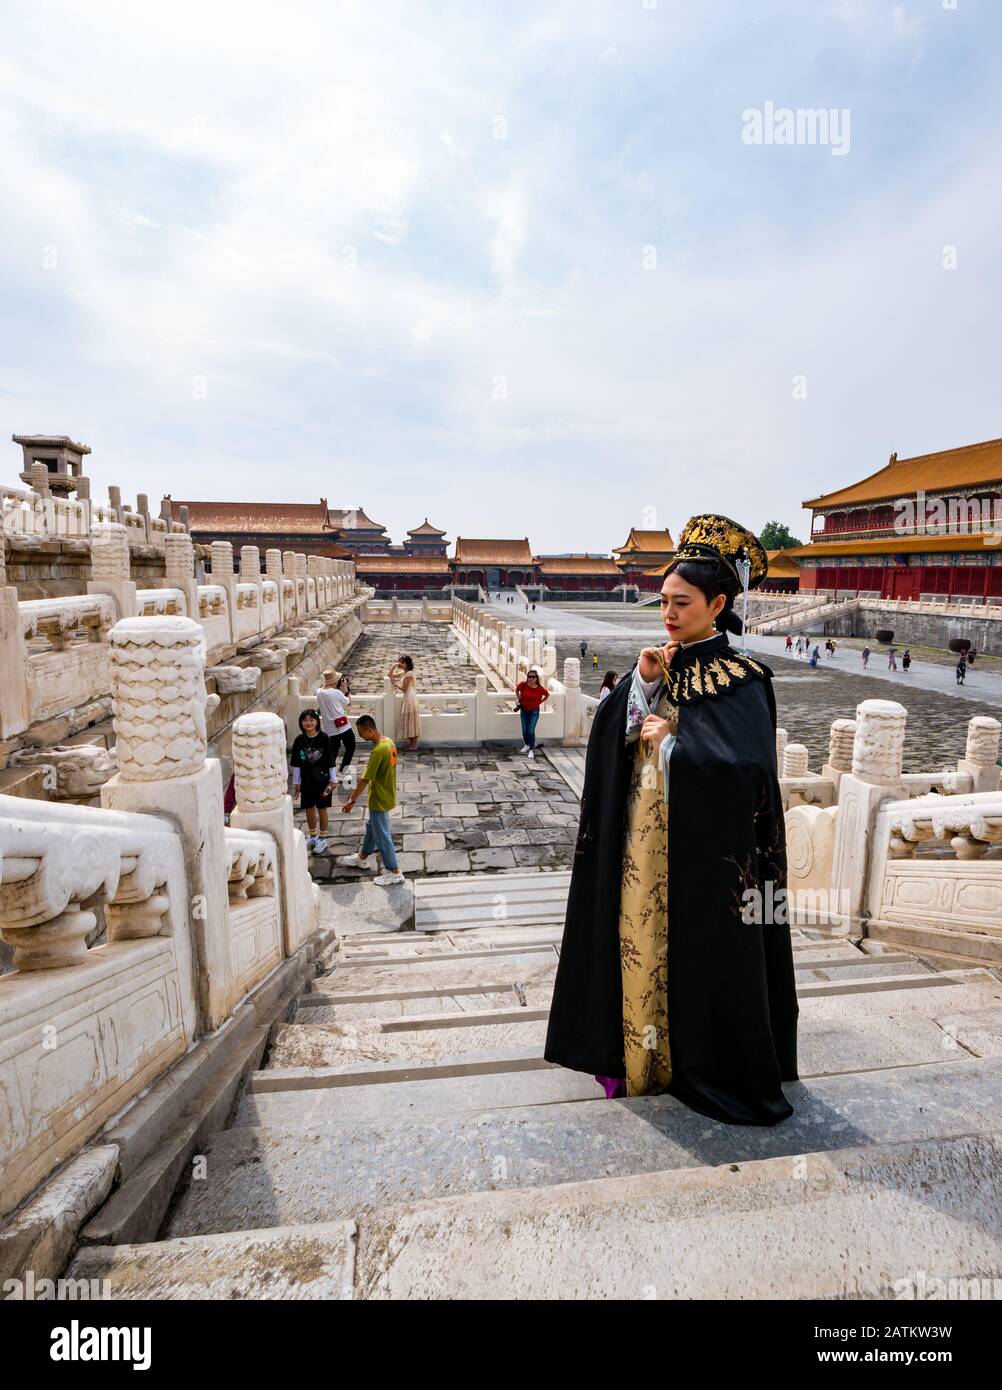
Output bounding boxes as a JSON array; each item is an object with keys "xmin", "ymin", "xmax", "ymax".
[{"xmin": 291, "ymin": 708, "xmax": 337, "ymax": 854}]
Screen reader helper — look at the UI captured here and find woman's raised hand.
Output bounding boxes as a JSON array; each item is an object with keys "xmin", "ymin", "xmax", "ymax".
[{"xmin": 638, "ymin": 641, "xmax": 679, "ymax": 681}]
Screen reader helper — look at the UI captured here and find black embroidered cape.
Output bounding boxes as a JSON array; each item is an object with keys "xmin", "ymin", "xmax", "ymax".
[{"xmin": 543, "ymin": 632, "xmax": 799, "ymax": 1126}]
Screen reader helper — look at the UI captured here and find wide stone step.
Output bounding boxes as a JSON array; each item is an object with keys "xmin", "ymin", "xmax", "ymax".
[
  {"xmin": 866, "ymin": 918, "xmax": 1002, "ymax": 968},
  {"xmin": 238, "ymin": 992, "xmax": 1002, "ymax": 1124},
  {"xmin": 70, "ymin": 1130, "xmax": 1002, "ymax": 1298},
  {"xmin": 312, "ymin": 953, "xmax": 929, "ymax": 1015},
  {"xmin": 162, "ymin": 1050, "xmax": 1002, "ymax": 1237},
  {"xmin": 68, "ymin": 1223, "xmax": 356, "ymax": 1300},
  {"xmin": 413, "ymin": 869, "xmax": 572, "ymax": 932},
  {"xmin": 351, "ymin": 1131, "xmax": 1002, "ymax": 1300},
  {"xmin": 299, "ymin": 985, "xmax": 556, "ymax": 1022},
  {"xmin": 292, "ymin": 957, "xmax": 933, "ymax": 1032},
  {"xmin": 266, "ymin": 967, "xmax": 999, "ymax": 1070}
]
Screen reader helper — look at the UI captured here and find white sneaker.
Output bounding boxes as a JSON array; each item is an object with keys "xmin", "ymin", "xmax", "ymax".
[
  {"xmin": 527, "ymin": 749, "xmax": 535, "ymax": 759},
  {"xmin": 374, "ymin": 871, "xmax": 405, "ymax": 886},
  {"xmin": 312, "ymin": 839, "xmax": 328, "ymax": 856},
  {"xmin": 305, "ymin": 836, "xmax": 317, "ymax": 852},
  {"xmin": 338, "ymin": 853, "xmax": 375, "ymax": 870},
  {"xmin": 519, "ymin": 744, "xmax": 530, "ymax": 753}
]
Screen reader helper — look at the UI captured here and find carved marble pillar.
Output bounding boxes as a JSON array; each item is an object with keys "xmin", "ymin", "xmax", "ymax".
[
  {"xmin": 210, "ymin": 540, "xmax": 238, "ymax": 640},
  {"xmin": 958, "ymin": 715, "xmax": 1002, "ymax": 793},
  {"xmin": 230, "ymin": 711, "xmax": 318, "ymax": 952},
  {"xmin": 88, "ymin": 521, "xmax": 137, "ymax": 618},
  {"xmin": 101, "ymin": 616, "xmax": 234, "ymax": 1030},
  {"xmin": 782, "ymin": 743, "xmax": 809, "ymax": 778},
  {"xmin": 562, "ymin": 656, "xmax": 582, "ymax": 741},
  {"xmin": 829, "ymin": 699, "xmax": 908, "ymax": 937},
  {"xmin": 164, "ymin": 532, "xmax": 199, "ymax": 618},
  {"xmin": 822, "ymin": 717, "xmax": 856, "ymax": 788}
]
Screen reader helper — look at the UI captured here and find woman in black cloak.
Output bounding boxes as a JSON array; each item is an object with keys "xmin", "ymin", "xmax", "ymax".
[{"xmin": 543, "ymin": 514, "xmax": 799, "ymax": 1126}]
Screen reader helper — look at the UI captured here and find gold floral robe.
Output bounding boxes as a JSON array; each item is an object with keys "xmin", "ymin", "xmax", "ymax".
[{"xmin": 617, "ymin": 683, "xmax": 678, "ymax": 1096}]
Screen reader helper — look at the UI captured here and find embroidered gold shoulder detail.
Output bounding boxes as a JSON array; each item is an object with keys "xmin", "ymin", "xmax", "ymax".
[{"xmin": 670, "ymin": 650, "xmax": 771, "ymax": 704}]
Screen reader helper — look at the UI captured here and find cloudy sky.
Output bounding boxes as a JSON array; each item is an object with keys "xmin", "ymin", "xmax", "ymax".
[{"xmin": 2, "ymin": 0, "xmax": 1000, "ymax": 552}]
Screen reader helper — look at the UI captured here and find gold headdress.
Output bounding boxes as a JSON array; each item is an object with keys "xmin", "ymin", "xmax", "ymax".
[{"xmin": 667, "ymin": 514, "xmax": 768, "ymax": 589}]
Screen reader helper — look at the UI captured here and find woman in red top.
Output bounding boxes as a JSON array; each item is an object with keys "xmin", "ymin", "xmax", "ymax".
[{"xmin": 515, "ymin": 668, "xmax": 548, "ymax": 759}]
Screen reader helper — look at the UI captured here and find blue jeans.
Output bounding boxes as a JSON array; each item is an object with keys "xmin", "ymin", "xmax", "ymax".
[
  {"xmin": 520, "ymin": 707, "xmax": 540, "ymax": 749},
  {"xmin": 361, "ymin": 809, "xmax": 398, "ymax": 871}
]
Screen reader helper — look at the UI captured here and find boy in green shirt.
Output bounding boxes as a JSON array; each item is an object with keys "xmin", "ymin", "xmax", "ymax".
[{"xmin": 338, "ymin": 716, "xmax": 404, "ymax": 885}]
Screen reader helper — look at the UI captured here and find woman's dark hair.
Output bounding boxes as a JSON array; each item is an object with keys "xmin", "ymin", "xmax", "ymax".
[
  {"xmin": 299, "ymin": 708, "xmax": 321, "ymax": 733},
  {"xmin": 526, "ymin": 669, "xmax": 539, "ymax": 679},
  {"xmin": 398, "ymin": 654, "xmax": 414, "ymax": 671},
  {"xmin": 668, "ymin": 558, "xmax": 743, "ymax": 635},
  {"xmin": 601, "ymin": 670, "xmax": 618, "ymax": 692}
]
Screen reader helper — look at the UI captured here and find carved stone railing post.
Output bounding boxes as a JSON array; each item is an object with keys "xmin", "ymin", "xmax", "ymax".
[
  {"xmin": 230, "ymin": 712, "xmax": 318, "ymax": 953},
  {"xmin": 164, "ymin": 532, "xmax": 198, "ymax": 618},
  {"xmin": 107, "ymin": 484, "xmax": 124, "ymax": 525},
  {"xmin": 31, "ymin": 461, "xmax": 50, "ymax": 500},
  {"xmin": 136, "ymin": 492, "xmax": 151, "ymax": 542},
  {"xmin": 782, "ymin": 743, "xmax": 809, "ymax": 778},
  {"xmin": 821, "ymin": 718, "xmax": 856, "ymax": 788},
  {"xmin": 775, "ymin": 726, "xmax": 788, "ymax": 771},
  {"xmin": 240, "ymin": 545, "xmax": 261, "ymax": 584},
  {"xmin": 958, "ymin": 716, "xmax": 1002, "ymax": 793},
  {"xmin": 101, "ymin": 616, "xmax": 235, "ymax": 1030},
  {"xmin": 88, "ymin": 521, "xmax": 137, "ymax": 619},
  {"xmin": 829, "ymin": 699, "xmax": 907, "ymax": 937},
  {"xmin": 210, "ymin": 540, "xmax": 239, "ymax": 641},
  {"xmin": 0, "ymin": 539, "xmax": 30, "ymax": 737},
  {"xmin": 566, "ymin": 655, "xmax": 584, "ymax": 735}
]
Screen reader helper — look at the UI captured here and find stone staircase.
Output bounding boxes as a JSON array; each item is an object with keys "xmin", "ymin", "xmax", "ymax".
[{"xmin": 67, "ymin": 869, "xmax": 1002, "ymax": 1298}]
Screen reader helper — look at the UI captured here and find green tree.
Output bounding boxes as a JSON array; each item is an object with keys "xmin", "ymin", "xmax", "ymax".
[{"xmin": 759, "ymin": 521, "xmax": 803, "ymax": 550}]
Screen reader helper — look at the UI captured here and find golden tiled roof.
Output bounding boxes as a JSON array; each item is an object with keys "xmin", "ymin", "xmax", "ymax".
[
  {"xmin": 354, "ymin": 555, "xmax": 451, "ymax": 573},
  {"xmin": 172, "ymin": 500, "xmax": 338, "ymax": 535},
  {"xmin": 453, "ymin": 538, "xmax": 534, "ymax": 564},
  {"xmin": 612, "ymin": 527, "xmax": 675, "ymax": 555},
  {"xmin": 534, "ymin": 556, "xmax": 622, "ymax": 576},
  {"xmin": 766, "ymin": 549, "xmax": 802, "ymax": 577},
  {"xmin": 783, "ymin": 533, "xmax": 1001, "ymax": 558},
  {"xmin": 803, "ymin": 438, "xmax": 1002, "ymax": 509},
  {"xmin": 330, "ymin": 507, "xmax": 387, "ymax": 532},
  {"xmin": 407, "ymin": 518, "xmax": 447, "ymax": 536}
]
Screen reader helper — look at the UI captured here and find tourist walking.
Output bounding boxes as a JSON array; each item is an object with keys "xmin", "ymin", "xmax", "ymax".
[
  {"xmin": 388, "ymin": 655, "xmax": 421, "ymax": 751},
  {"xmin": 545, "ymin": 512, "xmax": 797, "ymax": 1123},
  {"xmin": 580, "ymin": 639, "xmax": 588, "ymax": 659},
  {"xmin": 888, "ymin": 647, "xmax": 897, "ymax": 671},
  {"xmin": 290, "ymin": 709, "xmax": 337, "ymax": 856},
  {"xmin": 861, "ymin": 645, "xmax": 870, "ymax": 669},
  {"xmin": 956, "ymin": 655, "xmax": 967, "ymax": 685},
  {"xmin": 785, "ymin": 634, "xmax": 793, "ymax": 653},
  {"xmin": 316, "ymin": 668, "xmax": 355, "ymax": 771},
  {"xmin": 598, "ymin": 671, "xmax": 618, "ymax": 702},
  {"xmin": 902, "ymin": 649, "xmax": 912, "ymax": 672},
  {"xmin": 967, "ymin": 647, "xmax": 977, "ymax": 668},
  {"xmin": 808, "ymin": 645, "xmax": 820, "ymax": 668},
  {"xmin": 515, "ymin": 667, "xmax": 548, "ymax": 759},
  {"xmin": 824, "ymin": 639, "xmax": 833, "ymax": 660},
  {"xmin": 592, "ymin": 653, "xmax": 599, "ymax": 669},
  {"xmin": 338, "ymin": 715, "xmax": 404, "ymax": 885}
]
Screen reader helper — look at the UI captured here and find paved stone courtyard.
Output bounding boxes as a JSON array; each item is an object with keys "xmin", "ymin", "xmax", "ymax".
[
  {"xmin": 297, "ymin": 744, "xmax": 581, "ymax": 880},
  {"xmin": 337, "ymin": 623, "xmax": 481, "ymax": 691}
]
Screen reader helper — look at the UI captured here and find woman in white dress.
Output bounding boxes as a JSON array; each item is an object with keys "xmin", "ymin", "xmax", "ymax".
[{"xmin": 389, "ymin": 654, "xmax": 421, "ymax": 751}]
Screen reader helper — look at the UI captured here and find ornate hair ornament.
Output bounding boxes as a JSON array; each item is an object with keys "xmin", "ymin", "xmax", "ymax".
[{"xmin": 668, "ymin": 513, "xmax": 768, "ymax": 590}]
